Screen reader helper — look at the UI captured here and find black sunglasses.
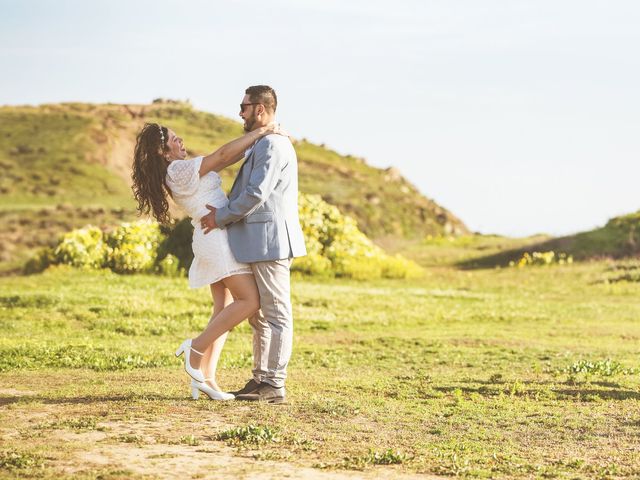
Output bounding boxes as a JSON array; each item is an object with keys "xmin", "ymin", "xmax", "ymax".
[{"xmin": 239, "ymin": 103, "xmax": 260, "ymax": 112}]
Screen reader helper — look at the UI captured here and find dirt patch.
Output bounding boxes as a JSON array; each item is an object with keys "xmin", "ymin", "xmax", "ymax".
[
  {"xmin": 1, "ymin": 397, "xmax": 442, "ymax": 480},
  {"xmin": 0, "ymin": 388, "xmax": 36, "ymax": 396},
  {"xmin": 102, "ymin": 121, "xmax": 137, "ymax": 184},
  {"xmin": 62, "ymin": 417, "xmax": 436, "ymax": 480}
]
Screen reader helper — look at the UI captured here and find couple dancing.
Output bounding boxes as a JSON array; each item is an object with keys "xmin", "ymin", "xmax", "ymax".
[{"xmin": 131, "ymin": 85, "xmax": 306, "ymax": 404}]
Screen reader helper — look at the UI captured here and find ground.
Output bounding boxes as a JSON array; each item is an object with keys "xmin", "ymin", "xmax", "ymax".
[{"xmin": 1, "ymin": 258, "xmax": 639, "ymax": 479}]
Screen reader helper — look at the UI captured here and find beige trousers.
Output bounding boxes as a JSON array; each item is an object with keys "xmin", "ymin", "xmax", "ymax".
[{"xmin": 248, "ymin": 258, "xmax": 293, "ymax": 388}]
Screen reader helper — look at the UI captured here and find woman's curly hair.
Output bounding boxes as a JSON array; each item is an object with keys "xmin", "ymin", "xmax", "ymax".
[{"xmin": 131, "ymin": 123, "xmax": 172, "ymax": 224}]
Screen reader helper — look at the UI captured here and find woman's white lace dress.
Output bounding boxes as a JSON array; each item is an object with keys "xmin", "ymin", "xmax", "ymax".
[{"xmin": 166, "ymin": 156, "xmax": 252, "ymax": 288}]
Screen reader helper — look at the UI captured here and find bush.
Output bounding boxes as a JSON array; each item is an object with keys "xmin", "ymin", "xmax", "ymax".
[
  {"xmin": 53, "ymin": 225, "xmax": 107, "ymax": 268},
  {"xmin": 32, "ymin": 221, "xmax": 164, "ymax": 275},
  {"xmin": 105, "ymin": 220, "xmax": 163, "ymax": 274},
  {"xmin": 295, "ymin": 194, "xmax": 422, "ymax": 280},
  {"xmin": 291, "ymin": 253, "xmax": 333, "ymax": 276},
  {"xmin": 26, "ymin": 195, "xmax": 421, "ymax": 280}
]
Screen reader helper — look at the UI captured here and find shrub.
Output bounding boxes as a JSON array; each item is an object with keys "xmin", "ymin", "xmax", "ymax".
[
  {"xmin": 53, "ymin": 225, "xmax": 107, "ymax": 268},
  {"xmin": 295, "ymin": 194, "xmax": 422, "ymax": 280},
  {"xmin": 105, "ymin": 220, "xmax": 162, "ymax": 274},
  {"xmin": 26, "ymin": 195, "xmax": 421, "ymax": 280},
  {"xmin": 291, "ymin": 253, "xmax": 333, "ymax": 276}
]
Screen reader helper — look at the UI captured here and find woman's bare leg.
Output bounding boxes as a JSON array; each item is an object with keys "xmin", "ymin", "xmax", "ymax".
[
  {"xmin": 189, "ymin": 273, "xmax": 259, "ymax": 370},
  {"xmin": 200, "ymin": 283, "xmax": 233, "ymax": 390}
]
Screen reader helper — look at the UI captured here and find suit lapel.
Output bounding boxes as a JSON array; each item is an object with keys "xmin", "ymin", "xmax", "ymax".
[{"xmin": 229, "ymin": 149, "xmax": 255, "ymax": 197}]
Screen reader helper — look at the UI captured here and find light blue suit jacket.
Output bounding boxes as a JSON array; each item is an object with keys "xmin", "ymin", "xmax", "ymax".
[{"xmin": 214, "ymin": 134, "xmax": 307, "ymax": 263}]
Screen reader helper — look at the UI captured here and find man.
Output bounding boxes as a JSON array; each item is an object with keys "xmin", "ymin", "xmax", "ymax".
[{"xmin": 200, "ymin": 85, "xmax": 306, "ymax": 404}]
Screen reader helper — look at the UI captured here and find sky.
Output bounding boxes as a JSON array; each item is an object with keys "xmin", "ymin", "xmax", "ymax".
[{"xmin": 1, "ymin": 0, "xmax": 638, "ymax": 237}]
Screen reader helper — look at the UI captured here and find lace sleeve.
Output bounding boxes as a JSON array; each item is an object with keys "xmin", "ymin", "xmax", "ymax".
[{"xmin": 166, "ymin": 156, "xmax": 203, "ymax": 196}]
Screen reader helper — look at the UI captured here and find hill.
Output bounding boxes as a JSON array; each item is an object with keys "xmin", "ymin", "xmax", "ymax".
[
  {"xmin": 0, "ymin": 101, "xmax": 468, "ymax": 272},
  {"xmin": 456, "ymin": 211, "xmax": 640, "ymax": 269}
]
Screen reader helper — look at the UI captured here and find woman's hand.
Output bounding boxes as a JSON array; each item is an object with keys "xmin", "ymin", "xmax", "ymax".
[{"xmin": 261, "ymin": 123, "xmax": 290, "ymax": 138}]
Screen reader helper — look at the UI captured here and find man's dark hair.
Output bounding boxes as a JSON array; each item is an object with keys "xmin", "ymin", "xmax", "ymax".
[{"xmin": 246, "ymin": 85, "xmax": 277, "ymax": 113}]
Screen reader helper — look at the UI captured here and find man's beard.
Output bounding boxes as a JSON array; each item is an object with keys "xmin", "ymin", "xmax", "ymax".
[{"xmin": 243, "ymin": 113, "xmax": 257, "ymax": 132}]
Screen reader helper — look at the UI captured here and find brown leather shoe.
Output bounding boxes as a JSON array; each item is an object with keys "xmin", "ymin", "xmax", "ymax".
[
  {"xmin": 236, "ymin": 383, "xmax": 286, "ymax": 404},
  {"xmin": 230, "ymin": 379, "xmax": 262, "ymax": 397}
]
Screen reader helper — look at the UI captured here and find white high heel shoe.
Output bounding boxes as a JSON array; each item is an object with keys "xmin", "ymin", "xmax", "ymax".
[
  {"xmin": 175, "ymin": 339, "xmax": 205, "ymax": 383},
  {"xmin": 191, "ymin": 379, "xmax": 235, "ymax": 401}
]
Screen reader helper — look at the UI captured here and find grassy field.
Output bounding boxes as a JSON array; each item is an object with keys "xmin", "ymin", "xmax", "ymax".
[
  {"xmin": 1, "ymin": 254, "xmax": 639, "ymax": 479},
  {"xmin": 2, "ymin": 100, "xmax": 639, "ymax": 479}
]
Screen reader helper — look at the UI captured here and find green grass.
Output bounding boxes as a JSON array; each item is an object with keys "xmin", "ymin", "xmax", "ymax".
[
  {"xmin": 0, "ymin": 106, "xmax": 134, "ymax": 209},
  {"xmin": 385, "ymin": 234, "xmax": 553, "ymax": 268},
  {"xmin": 1, "ymin": 259, "xmax": 639, "ymax": 478}
]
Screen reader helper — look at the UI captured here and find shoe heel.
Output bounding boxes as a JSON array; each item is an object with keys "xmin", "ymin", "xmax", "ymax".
[
  {"xmin": 191, "ymin": 386, "xmax": 200, "ymax": 400},
  {"xmin": 175, "ymin": 342, "xmax": 185, "ymax": 357}
]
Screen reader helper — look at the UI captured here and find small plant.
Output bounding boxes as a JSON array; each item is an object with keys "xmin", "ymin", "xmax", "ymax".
[
  {"xmin": 0, "ymin": 450, "xmax": 44, "ymax": 470},
  {"xmin": 216, "ymin": 425, "xmax": 280, "ymax": 445},
  {"xmin": 313, "ymin": 399, "xmax": 357, "ymax": 417},
  {"xmin": 452, "ymin": 387, "xmax": 465, "ymax": 405},
  {"xmin": 340, "ymin": 449, "xmax": 409, "ymax": 470},
  {"xmin": 253, "ymin": 451, "xmax": 291, "ymax": 461},
  {"xmin": 60, "ymin": 417, "xmax": 98, "ymax": 430},
  {"xmin": 179, "ymin": 434, "xmax": 201, "ymax": 446},
  {"xmin": 562, "ymin": 359, "xmax": 629, "ymax": 377},
  {"xmin": 509, "ymin": 380, "xmax": 525, "ymax": 396},
  {"xmin": 509, "ymin": 251, "xmax": 573, "ymax": 267},
  {"xmin": 118, "ymin": 434, "xmax": 144, "ymax": 444},
  {"xmin": 367, "ymin": 449, "xmax": 409, "ymax": 465},
  {"xmin": 433, "ymin": 451, "xmax": 471, "ymax": 476}
]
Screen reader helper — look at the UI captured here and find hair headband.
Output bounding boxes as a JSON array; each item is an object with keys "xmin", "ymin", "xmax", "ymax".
[{"xmin": 157, "ymin": 124, "xmax": 165, "ymax": 149}]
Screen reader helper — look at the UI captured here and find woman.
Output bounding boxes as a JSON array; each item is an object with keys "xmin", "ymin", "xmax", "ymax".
[{"xmin": 131, "ymin": 121, "xmax": 283, "ymax": 400}]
